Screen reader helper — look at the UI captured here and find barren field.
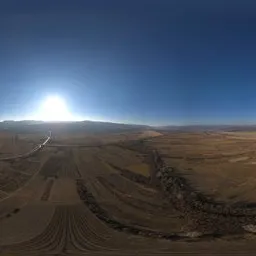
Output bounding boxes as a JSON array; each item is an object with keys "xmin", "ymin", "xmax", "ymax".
[
  {"xmin": 1, "ymin": 130, "xmax": 256, "ymax": 255},
  {"xmin": 145, "ymin": 132, "xmax": 256, "ymax": 203},
  {"xmin": 49, "ymin": 130, "xmax": 162, "ymax": 146},
  {"xmin": 0, "ymin": 132, "xmax": 46, "ymax": 157}
]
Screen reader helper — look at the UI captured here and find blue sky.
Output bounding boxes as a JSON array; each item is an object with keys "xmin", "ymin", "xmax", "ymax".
[{"xmin": 1, "ymin": 0, "xmax": 256, "ymax": 125}]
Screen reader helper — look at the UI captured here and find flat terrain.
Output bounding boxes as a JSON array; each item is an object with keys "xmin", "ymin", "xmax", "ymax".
[
  {"xmin": 145, "ymin": 132, "xmax": 256, "ymax": 203},
  {"xmin": 1, "ymin": 129, "xmax": 256, "ymax": 255},
  {"xmin": 49, "ymin": 130, "xmax": 162, "ymax": 146},
  {"xmin": 0, "ymin": 132, "xmax": 46, "ymax": 157}
]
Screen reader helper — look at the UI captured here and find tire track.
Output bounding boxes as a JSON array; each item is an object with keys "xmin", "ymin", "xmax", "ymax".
[{"xmin": 1, "ymin": 206, "xmax": 67, "ymax": 254}]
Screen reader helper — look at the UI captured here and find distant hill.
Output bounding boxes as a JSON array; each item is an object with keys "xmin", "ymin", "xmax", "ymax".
[
  {"xmin": 2, "ymin": 121, "xmax": 256, "ymax": 134},
  {"xmin": 155, "ymin": 125, "xmax": 256, "ymax": 132},
  {"xmin": 0, "ymin": 120, "xmax": 151, "ymax": 134}
]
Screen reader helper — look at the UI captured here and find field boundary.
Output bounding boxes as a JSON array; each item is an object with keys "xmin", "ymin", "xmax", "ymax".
[{"xmin": 0, "ymin": 135, "xmax": 51, "ymax": 162}]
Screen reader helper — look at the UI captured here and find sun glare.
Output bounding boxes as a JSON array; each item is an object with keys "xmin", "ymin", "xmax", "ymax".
[{"xmin": 38, "ymin": 96, "xmax": 75, "ymax": 121}]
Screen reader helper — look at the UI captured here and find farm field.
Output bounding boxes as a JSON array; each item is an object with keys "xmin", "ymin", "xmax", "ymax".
[
  {"xmin": 0, "ymin": 131, "xmax": 46, "ymax": 158},
  {"xmin": 1, "ymin": 129, "xmax": 256, "ymax": 255}
]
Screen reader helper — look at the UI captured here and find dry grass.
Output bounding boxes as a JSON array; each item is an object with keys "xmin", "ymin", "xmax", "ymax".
[
  {"xmin": 126, "ymin": 163, "xmax": 150, "ymax": 177},
  {"xmin": 146, "ymin": 131, "xmax": 256, "ymax": 203},
  {"xmin": 2, "ymin": 129, "xmax": 256, "ymax": 254},
  {"xmin": 50, "ymin": 130, "xmax": 162, "ymax": 145},
  {"xmin": 0, "ymin": 148, "xmax": 48, "ymax": 199},
  {"xmin": 0, "ymin": 132, "xmax": 44, "ymax": 157}
]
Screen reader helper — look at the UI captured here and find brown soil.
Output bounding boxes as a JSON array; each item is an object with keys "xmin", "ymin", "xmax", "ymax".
[{"xmin": 1, "ymin": 131, "xmax": 256, "ymax": 255}]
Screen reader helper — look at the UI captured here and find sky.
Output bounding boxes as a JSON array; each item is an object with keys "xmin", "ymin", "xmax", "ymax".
[{"xmin": 1, "ymin": 0, "xmax": 256, "ymax": 125}]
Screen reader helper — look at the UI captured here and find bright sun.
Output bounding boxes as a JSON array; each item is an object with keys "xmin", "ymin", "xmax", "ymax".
[{"xmin": 38, "ymin": 96, "xmax": 74, "ymax": 121}]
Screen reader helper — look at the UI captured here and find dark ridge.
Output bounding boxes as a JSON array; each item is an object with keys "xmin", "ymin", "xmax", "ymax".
[
  {"xmin": 107, "ymin": 162, "xmax": 150, "ymax": 186},
  {"xmin": 153, "ymin": 150, "xmax": 256, "ymax": 234},
  {"xmin": 76, "ymin": 180, "xmax": 215, "ymax": 241}
]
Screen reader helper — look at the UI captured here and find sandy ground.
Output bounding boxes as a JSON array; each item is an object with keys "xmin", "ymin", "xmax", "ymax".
[
  {"xmin": 146, "ymin": 132, "xmax": 256, "ymax": 203},
  {"xmin": 0, "ymin": 133, "xmax": 43, "ymax": 157},
  {"xmin": 50, "ymin": 130, "xmax": 162, "ymax": 146},
  {"xmin": 0, "ymin": 204, "xmax": 55, "ymax": 245},
  {"xmin": 1, "ymin": 131, "xmax": 256, "ymax": 255},
  {"xmin": 49, "ymin": 178, "xmax": 80, "ymax": 204}
]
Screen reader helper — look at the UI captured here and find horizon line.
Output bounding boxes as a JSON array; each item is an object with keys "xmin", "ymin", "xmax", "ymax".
[{"xmin": 2, "ymin": 119, "xmax": 256, "ymax": 127}]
